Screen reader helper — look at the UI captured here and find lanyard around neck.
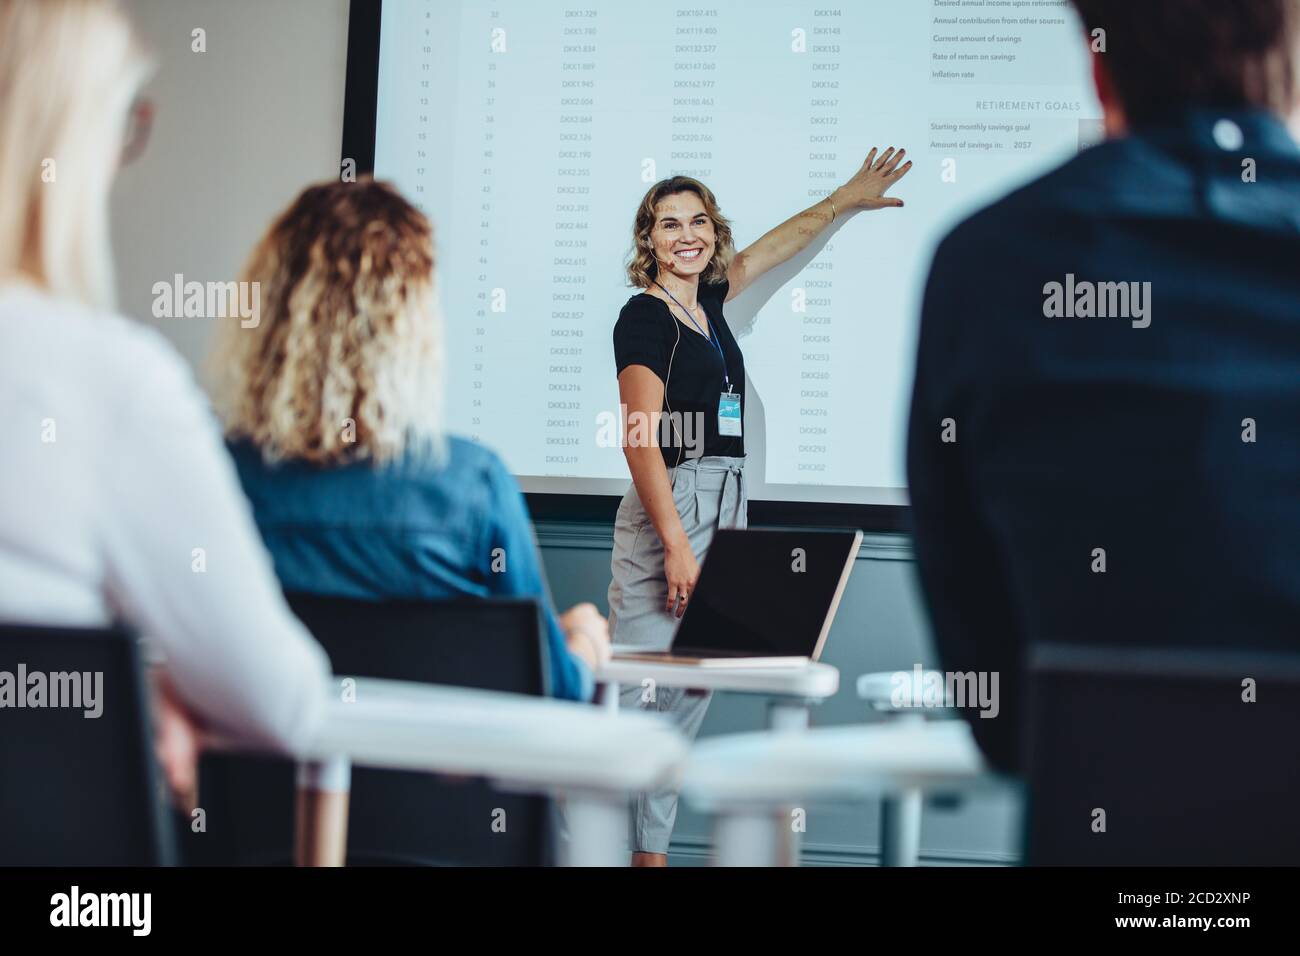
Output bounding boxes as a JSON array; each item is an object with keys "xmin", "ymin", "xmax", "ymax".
[{"xmin": 655, "ymin": 280, "xmax": 731, "ymax": 391}]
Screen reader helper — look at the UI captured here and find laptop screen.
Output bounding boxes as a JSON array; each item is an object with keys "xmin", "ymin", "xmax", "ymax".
[{"xmin": 673, "ymin": 529, "xmax": 861, "ymax": 658}]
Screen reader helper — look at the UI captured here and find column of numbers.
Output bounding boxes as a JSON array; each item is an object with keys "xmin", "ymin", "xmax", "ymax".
[
  {"xmin": 670, "ymin": 7, "xmax": 718, "ymax": 179},
  {"xmin": 469, "ymin": 7, "xmax": 506, "ymax": 444},
  {"xmin": 544, "ymin": 7, "xmax": 599, "ymax": 474},
  {"xmin": 797, "ymin": 6, "xmax": 844, "ymax": 479}
]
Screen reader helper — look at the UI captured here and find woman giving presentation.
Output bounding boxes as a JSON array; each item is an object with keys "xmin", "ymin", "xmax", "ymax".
[{"xmin": 608, "ymin": 146, "xmax": 912, "ymax": 864}]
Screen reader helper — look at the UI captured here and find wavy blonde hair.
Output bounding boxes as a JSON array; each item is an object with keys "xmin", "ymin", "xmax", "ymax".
[
  {"xmin": 0, "ymin": 0, "xmax": 152, "ymax": 309},
  {"xmin": 211, "ymin": 179, "xmax": 445, "ymax": 467},
  {"xmin": 625, "ymin": 176, "xmax": 735, "ymax": 289}
]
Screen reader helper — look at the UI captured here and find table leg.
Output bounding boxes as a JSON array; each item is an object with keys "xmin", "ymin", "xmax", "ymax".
[
  {"xmin": 715, "ymin": 809, "xmax": 782, "ymax": 867},
  {"xmin": 294, "ymin": 757, "xmax": 351, "ymax": 867},
  {"xmin": 562, "ymin": 792, "xmax": 626, "ymax": 866},
  {"xmin": 879, "ymin": 788, "xmax": 923, "ymax": 867},
  {"xmin": 767, "ymin": 699, "xmax": 812, "ymax": 866},
  {"xmin": 768, "ymin": 699, "xmax": 811, "ymax": 731},
  {"xmin": 599, "ymin": 679, "xmax": 620, "ymax": 716}
]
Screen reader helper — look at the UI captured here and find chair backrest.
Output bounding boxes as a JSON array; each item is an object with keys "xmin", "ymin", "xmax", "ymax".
[
  {"xmin": 196, "ymin": 595, "xmax": 553, "ymax": 866},
  {"xmin": 0, "ymin": 622, "xmax": 175, "ymax": 866},
  {"xmin": 1025, "ymin": 643, "xmax": 1300, "ymax": 865},
  {"xmin": 290, "ymin": 593, "xmax": 550, "ymax": 696}
]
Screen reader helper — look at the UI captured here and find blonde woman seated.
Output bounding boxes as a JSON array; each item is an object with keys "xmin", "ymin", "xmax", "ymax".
[
  {"xmin": 211, "ymin": 179, "xmax": 608, "ymax": 699},
  {"xmin": 0, "ymin": 0, "xmax": 329, "ymax": 806}
]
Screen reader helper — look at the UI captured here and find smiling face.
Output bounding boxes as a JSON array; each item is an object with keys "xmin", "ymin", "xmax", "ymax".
[{"xmin": 649, "ymin": 191, "xmax": 716, "ymax": 281}]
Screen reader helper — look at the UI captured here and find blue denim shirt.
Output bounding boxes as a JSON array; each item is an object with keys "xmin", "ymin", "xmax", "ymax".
[{"xmin": 227, "ymin": 436, "xmax": 593, "ymax": 701}]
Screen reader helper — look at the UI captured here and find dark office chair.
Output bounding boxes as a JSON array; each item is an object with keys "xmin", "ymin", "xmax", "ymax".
[
  {"xmin": 1025, "ymin": 643, "xmax": 1300, "ymax": 865},
  {"xmin": 195, "ymin": 595, "xmax": 555, "ymax": 866},
  {"xmin": 0, "ymin": 622, "xmax": 176, "ymax": 866}
]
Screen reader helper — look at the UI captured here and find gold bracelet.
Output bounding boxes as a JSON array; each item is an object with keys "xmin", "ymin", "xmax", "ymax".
[{"xmin": 826, "ymin": 196, "xmax": 838, "ymax": 222}]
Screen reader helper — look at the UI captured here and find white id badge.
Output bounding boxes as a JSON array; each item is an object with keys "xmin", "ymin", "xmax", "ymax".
[{"xmin": 717, "ymin": 391, "xmax": 742, "ymax": 437}]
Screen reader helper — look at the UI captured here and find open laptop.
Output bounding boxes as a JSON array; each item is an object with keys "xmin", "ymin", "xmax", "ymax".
[{"xmin": 613, "ymin": 528, "xmax": 863, "ymax": 667}]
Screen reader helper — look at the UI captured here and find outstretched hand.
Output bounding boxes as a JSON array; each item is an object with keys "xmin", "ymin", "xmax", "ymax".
[{"xmin": 834, "ymin": 146, "xmax": 912, "ymax": 211}]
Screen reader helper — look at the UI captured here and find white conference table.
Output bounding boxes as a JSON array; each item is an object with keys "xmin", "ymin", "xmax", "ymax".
[
  {"xmin": 856, "ymin": 669, "xmax": 949, "ymax": 712},
  {"xmin": 597, "ymin": 652, "xmax": 840, "ymax": 729},
  {"xmin": 215, "ymin": 676, "xmax": 688, "ymax": 867},
  {"xmin": 595, "ymin": 654, "xmax": 839, "ymax": 864},
  {"xmin": 680, "ymin": 720, "xmax": 996, "ymax": 866},
  {"xmin": 857, "ymin": 669, "xmax": 954, "ymax": 865}
]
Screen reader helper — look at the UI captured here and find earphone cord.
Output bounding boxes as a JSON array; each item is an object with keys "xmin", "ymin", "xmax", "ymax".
[
  {"xmin": 647, "ymin": 253, "xmax": 689, "ymax": 470},
  {"xmin": 663, "ymin": 306, "xmax": 684, "ymax": 469}
]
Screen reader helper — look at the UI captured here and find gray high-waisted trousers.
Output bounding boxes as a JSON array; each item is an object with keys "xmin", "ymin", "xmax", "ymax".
[{"xmin": 607, "ymin": 455, "xmax": 747, "ymax": 854}]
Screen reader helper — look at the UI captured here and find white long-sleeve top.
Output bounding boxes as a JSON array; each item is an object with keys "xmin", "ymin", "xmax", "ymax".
[{"xmin": 0, "ymin": 283, "xmax": 330, "ymax": 753}]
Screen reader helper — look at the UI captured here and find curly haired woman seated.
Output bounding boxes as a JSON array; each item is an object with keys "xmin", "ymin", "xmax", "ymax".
[{"xmin": 210, "ymin": 179, "xmax": 609, "ymax": 700}]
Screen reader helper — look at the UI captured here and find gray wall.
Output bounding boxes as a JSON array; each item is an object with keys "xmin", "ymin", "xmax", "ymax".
[
  {"xmin": 110, "ymin": 0, "xmax": 1021, "ymax": 865},
  {"xmin": 112, "ymin": 0, "xmax": 349, "ymax": 370}
]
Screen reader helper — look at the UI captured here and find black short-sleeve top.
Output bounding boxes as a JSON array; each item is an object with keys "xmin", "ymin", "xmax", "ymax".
[{"xmin": 612, "ymin": 278, "xmax": 745, "ymax": 468}]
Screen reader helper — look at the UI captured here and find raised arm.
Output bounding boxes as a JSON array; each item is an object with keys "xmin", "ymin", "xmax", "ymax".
[{"xmin": 725, "ymin": 147, "xmax": 912, "ymax": 301}]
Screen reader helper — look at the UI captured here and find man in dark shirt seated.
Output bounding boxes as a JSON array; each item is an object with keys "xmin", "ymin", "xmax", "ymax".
[{"xmin": 907, "ymin": 0, "xmax": 1300, "ymax": 772}]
